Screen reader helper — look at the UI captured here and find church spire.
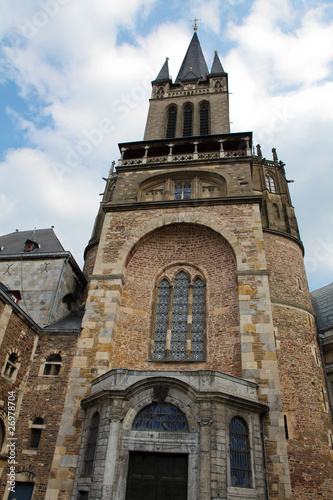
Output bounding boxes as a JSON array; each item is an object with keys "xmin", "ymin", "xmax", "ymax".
[
  {"xmin": 210, "ymin": 50, "xmax": 226, "ymax": 76},
  {"xmin": 153, "ymin": 57, "xmax": 170, "ymax": 83},
  {"xmin": 175, "ymin": 31, "xmax": 209, "ymax": 83}
]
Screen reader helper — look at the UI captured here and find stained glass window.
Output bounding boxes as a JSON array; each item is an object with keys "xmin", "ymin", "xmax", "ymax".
[
  {"xmin": 83, "ymin": 413, "xmax": 100, "ymax": 477},
  {"xmin": 153, "ymin": 271, "xmax": 205, "ymax": 361},
  {"xmin": 230, "ymin": 417, "xmax": 251, "ymax": 488},
  {"xmin": 132, "ymin": 403, "xmax": 189, "ymax": 432},
  {"xmin": 191, "ymin": 279, "xmax": 205, "ymax": 360},
  {"xmin": 153, "ymin": 280, "xmax": 171, "ymax": 360},
  {"xmin": 170, "ymin": 272, "xmax": 189, "ymax": 361},
  {"xmin": 174, "ymin": 182, "xmax": 191, "ymax": 200}
]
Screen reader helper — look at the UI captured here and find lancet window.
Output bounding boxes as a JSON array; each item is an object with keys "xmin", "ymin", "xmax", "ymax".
[
  {"xmin": 152, "ymin": 270, "xmax": 205, "ymax": 361},
  {"xmin": 229, "ymin": 417, "xmax": 251, "ymax": 488},
  {"xmin": 183, "ymin": 104, "xmax": 193, "ymax": 137},
  {"xmin": 166, "ymin": 105, "xmax": 177, "ymax": 138},
  {"xmin": 265, "ymin": 173, "xmax": 276, "ymax": 193},
  {"xmin": 199, "ymin": 102, "xmax": 209, "ymax": 135}
]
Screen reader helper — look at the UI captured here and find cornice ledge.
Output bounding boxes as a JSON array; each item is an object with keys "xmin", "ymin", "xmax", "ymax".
[
  {"xmin": 91, "ymin": 273, "xmax": 126, "ymax": 285},
  {"xmin": 270, "ymin": 297, "xmax": 315, "ymax": 316},
  {"xmin": 235, "ymin": 269, "xmax": 270, "ymax": 276}
]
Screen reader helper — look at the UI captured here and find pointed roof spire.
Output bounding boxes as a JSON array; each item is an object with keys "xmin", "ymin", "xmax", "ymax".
[
  {"xmin": 175, "ymin": 32, "xmax": 209, "ymax": 83},
  {"xmin": 210, "ymin": 51, "xmax": 226, "ymax": 76},
  {"xmin": 153, "ymin": 57, "xmax": 171, "ymax": 83}
]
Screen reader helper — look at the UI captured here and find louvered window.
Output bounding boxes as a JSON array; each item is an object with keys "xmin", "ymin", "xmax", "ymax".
[
  {"xmin": 153, "ymin": 272, "xmax": 205, "ymax": 361},
  {"xmin": 166, "ymin": 106, "xmax": 177, "ymax": 138},
  {"xmin": 230, "ymin": 417, "xmax": 251, "ymax": 488},
  {"xmin": 200, "ymin": 103, "xmax": 209, "ymax": 135},
  {"xmin": 183, "ymin": 105, "xmax": 193, "ymax": 136}
]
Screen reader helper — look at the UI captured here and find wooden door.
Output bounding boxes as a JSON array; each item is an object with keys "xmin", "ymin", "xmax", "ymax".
[{"xmin": 126, "ymin": 452, "xmax": 188, "ymax": 500}]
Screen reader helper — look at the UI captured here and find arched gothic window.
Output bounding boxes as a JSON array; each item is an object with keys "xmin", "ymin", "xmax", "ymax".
[
  {"xmin": 83, "ymin": 412, "xmax": 100, "ymax": 477},
  {"xmin": 265, "ymin": 173, "xmax": 276, "ymax": 193},
  {"xmin": 272, "ymin": 203, "xmax": 280, "ymax": 218},
  {"xmin": 229, "ymin": 417, "xmax": 251, "ymax": 488},
  {"xmin": 199, "ymin": 102, "xmax": 209, "ymax": 135},
  {"xmin": 166, "ymin": 105, "xmax": 177, "ymax": 138},
  {"xmin": 30, "ymin": 417, "xmax": 44, "ymax": 449},
  {"xmin": 183, "ymin": 105, "xmax": 193, "ymax": 137},
  {"xmin": 132, "ymin": 403, "xmax": 189, "ymax": 432},
  {"xmin": 153, "ymin": 271, "xmax": 205, "ymax": 361}
]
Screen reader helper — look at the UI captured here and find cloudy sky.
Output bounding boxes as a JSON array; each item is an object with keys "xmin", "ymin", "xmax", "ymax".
[{"xmin": 0, "ymin": 0, "xmax": 332, "ymax": 291}]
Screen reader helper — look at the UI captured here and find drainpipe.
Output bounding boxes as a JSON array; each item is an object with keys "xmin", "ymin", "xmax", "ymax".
[
  {"xmin": 318, "ymin": 333, "xmax": 333, "ymax": 421},
  {"xmin": 260, "ymin": 411, "xmax": 270, "ymax": 500},
  {"xmin": 46, "ymin": 255, "xmax": 70, "ymax": 326}
]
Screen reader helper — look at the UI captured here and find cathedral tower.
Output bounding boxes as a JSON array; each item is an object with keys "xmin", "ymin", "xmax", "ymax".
[{"xmin": 49, "ymin": 30, "xmax": 333, "ymax": 500}]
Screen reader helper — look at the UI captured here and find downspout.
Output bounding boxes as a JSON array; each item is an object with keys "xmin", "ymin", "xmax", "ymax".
[
  {"xmin": 260, "ymin": 411, "xmax": 270, "ymax": 500},
  {"xmin": 318, "ymin": 333, "xmax": 333, "ymax": 421},
  {"xmin": 46, "ymin": 255, "xmax": 70, "ymax": 326}
]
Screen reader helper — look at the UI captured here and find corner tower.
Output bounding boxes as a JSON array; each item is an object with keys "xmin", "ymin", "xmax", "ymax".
[{"xmin": 49, "ymin": 30, "xmax": 333, "ymax": 500}]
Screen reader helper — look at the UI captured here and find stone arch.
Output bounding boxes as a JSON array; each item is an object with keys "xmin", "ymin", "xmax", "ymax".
[
  {"xmin": 122, "ymin": 377, "xmax": 199, "ymax": 433},
  {"xmin": 123, "ymin": 219, "xmax": 244, "ymax": 273}
]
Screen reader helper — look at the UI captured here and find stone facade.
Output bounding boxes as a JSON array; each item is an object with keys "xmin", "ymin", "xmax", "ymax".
[{"xmin": 0, "ymin": 30, "xmax": 333, "ymax": 500}]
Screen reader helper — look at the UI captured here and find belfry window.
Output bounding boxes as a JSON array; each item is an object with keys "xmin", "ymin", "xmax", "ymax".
[
  {"xmin": 132, "ymin": 403, "xmax": 189, "ymax": 432},
  {"xmin": 183, "ymin": 105, "xmax": 193, "ymax": 136},
  {"xmin": 166, "ymin": 105, "xmax": 177, "ymax": 138},
  {"xmin": 265, "ymin": 173, "xmax": 276, "ymax": 193},
  {"xmin": 153, "ymin": 271, "xmax": 205, "ymax": 361},
  {"xmin": 83, "ymin": 412, "xmax": 100, "ymax": 477},
  {"xmin": 174, "ymin": 182, "xmax": 191, "ymax": 200},
  {"xmin": 200, "ymin": 102, "xmax": 209, "ymax": 135},
  {"xmin": 229, "ymin": 417, "xmax": 251, "ymax": 488}
]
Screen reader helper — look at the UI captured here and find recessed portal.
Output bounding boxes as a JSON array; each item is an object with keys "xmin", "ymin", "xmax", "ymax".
[{"xmin": 125, "ymin": 452, "xmax": 188, "ymax": 500}]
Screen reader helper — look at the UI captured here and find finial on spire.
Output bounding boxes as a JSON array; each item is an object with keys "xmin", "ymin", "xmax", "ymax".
[
  {"xmin": 192, "ymin": 18, "xmax": 201, "ymax": 31},
  {"xmin": 214, "ymin": 50, "xmax": 218, "ymax": 54}
]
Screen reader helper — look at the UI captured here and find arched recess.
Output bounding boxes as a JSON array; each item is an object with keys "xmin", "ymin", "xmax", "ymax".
[
  {"xmin": 113, "ymin": 223, "xmax": 241, "ymax": 375},
  {"xmin": 138, "ymin": 170, "xmax": 227, "ymax": 202}
]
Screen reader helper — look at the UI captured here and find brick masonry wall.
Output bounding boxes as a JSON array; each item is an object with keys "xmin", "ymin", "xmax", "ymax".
[
  {"xmin": 264, "ymin": 231, "xmax": 333, "ymax": 498},
  {"xmin": 0, "ymin": 329, "xmax": 77, "ymax": 500},
  {"xmin": 111, "ymin": 222, "xmax": 241, "ymax": 374}
]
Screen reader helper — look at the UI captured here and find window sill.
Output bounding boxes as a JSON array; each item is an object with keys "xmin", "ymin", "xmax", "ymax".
[
  {"xmin": 23, "ymin": 449, "xmax": 38, "ymax": 455},
  {"xmin": 148, "ymin": 359, "xmax": 206, "ymax": 363}
]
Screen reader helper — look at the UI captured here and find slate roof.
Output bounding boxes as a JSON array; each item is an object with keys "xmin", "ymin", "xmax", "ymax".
[
  {"xmin": 154, "ymin": 58, "xmax": 170, "ymax": 82},
  {"xmin": 175, "ymin": 32, "xmax": 209, "ymax": 83},
  {"xmin": 43, "ymin": 310, "xmax": 84, "ymax": 332},
  {"xmin": 311, "ymin": 282, "xmax": 333, "ymax": 331},
  {"xmin": 0, "ymin": 228, "xmax": 64, "ymax": 256},
  {"xmin": 210, "ymin": 52, "xmax": 226, "ymax": 76}
]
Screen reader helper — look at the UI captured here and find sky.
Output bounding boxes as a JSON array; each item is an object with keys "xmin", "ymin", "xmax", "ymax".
[{"xmin": 0, "ymin": 0, "xmax": 333, "ymax": 291}]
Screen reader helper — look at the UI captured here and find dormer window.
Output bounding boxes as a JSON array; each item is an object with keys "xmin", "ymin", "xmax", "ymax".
[{"xmin": 24, "ymin": 240, "xmax": 38, "ymax": 252}]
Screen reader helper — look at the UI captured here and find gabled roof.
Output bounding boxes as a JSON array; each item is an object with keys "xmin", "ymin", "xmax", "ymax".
[
  {"xmin": 153, "ymin": 58, "xmax": 170, "ymax": 83},
  {"xmin": 0, "ymin": 228, "xmax": 64, "ymax": 256},
  {"xmin": 210, "ymin": 51, "xmax": 226, "ymax": 76},
  {"xmin": 175, "ymin": 32, "xmax": 209, "ymax": 83},
  {"xmin": 311, "ymin": 282, "xmax": 333, "ymax": 331}
]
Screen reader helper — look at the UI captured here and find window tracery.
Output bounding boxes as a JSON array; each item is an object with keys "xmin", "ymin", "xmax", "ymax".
[
  {"xmin": 152, "ymin": 269, "xmax": 205, "ymax": 362},
  {"xmin": 132, "ymin": 403, "xmax": 189, "ymax": 432},
  {"xmin": 265, "ymin": 173, "xmax": 276, "ymax": 193}
]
